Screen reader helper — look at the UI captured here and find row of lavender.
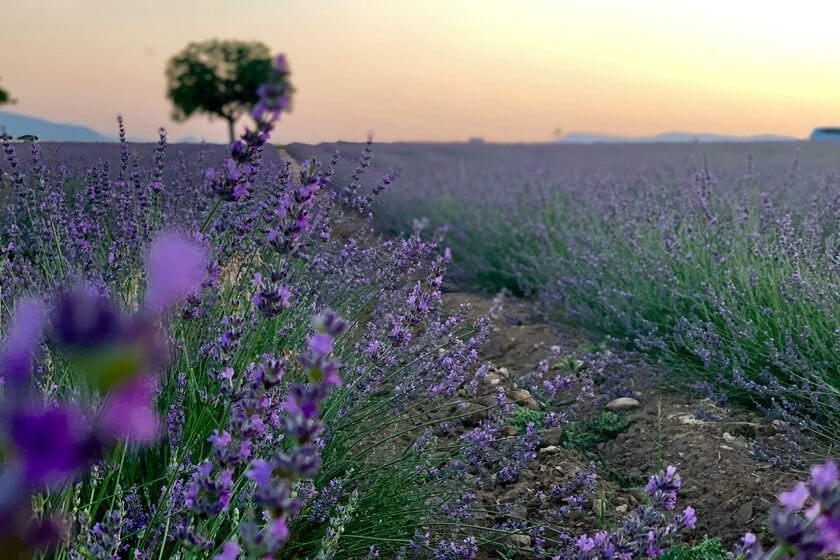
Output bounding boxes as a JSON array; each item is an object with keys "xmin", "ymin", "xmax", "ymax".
[
  {"xmin": 289, "ymin": 140, "xmax": 840, "ymax": 556},
  {"xmin": 289, "ymin": 141, "xmax": 840, "ymax": 448},
  {"xmin": 0, "ymin": 60, "xmax": 708, "ymax": 559}
]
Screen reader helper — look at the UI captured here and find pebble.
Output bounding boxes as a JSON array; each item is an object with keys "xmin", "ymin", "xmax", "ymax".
[
  {"xmin": 734, "ymin": 501, "xmax": 754, "ymax": 525},
  {"xmin": 615, "ymin": 504, "xmax": 629, "ymax": 513},
  {"xmin": 606, "ymin": 397, "xmax": 640, "ymax": 411},
  {"xmin": 483, "ymin": 373, "xmax": 502, "ymax": 386},
  {"xmin": 677, "ymin": 413, "xmax": 707, "ymax": 425},
  {"xmin": 541, "ymin": 427, "xmax": 563, "ymax": 446},
  {"xmin": 538, "ymin": 445, "xmax": 561, "ymax": 454},
  {"xmin": 509, "ymin": 534, "xmax": 532, "ymax": 548},
  {"xmin": 508, "ymin": 388, "xmax": 540, "ymax": 411}
]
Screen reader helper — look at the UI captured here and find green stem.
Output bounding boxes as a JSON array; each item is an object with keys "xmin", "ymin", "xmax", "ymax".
[{"xmin": 200, "ymin": 198, "xmax": 223, "ymax": 234}]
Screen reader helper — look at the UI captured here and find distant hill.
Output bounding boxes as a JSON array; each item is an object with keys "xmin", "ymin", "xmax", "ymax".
[
  {"xmin": 0, "ymin": 111, "xmax": 110, "ymax": 142},
  {"xmin": 558, "ymin": 131, "xmax": 799, "ymax": 144}
]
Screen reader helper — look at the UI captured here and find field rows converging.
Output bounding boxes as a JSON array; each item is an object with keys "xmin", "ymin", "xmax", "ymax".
[{"xmin": 2, "ymin": 122, "xmax": 840, "ymax": 559}]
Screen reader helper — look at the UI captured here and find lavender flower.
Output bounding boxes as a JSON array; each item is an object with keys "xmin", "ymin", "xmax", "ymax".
[
  {"xmin": 741, "ymin": 460, "xmax": 840, "ymax": 559},
  {"xmin": 145, "ymin": 232, "xmax": 206, "ymax": 313}
]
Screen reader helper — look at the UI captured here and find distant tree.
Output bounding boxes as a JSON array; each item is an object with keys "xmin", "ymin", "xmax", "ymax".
[
  {"xmin": 0, "ymin": 77, "xmax": 14, "ymax": 108},
  {"xmin": 165, "ymin": 40, "xmax": 292, "ymax": 143}
]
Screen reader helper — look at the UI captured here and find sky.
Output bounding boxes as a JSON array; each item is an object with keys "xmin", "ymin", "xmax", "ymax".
[{"xmin": 2, "ymin": 0, "xmax": 840, "ymax": 143}]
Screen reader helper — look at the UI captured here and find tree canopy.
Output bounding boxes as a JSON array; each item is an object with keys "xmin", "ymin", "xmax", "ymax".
[
  {"xmin": 0, "ymin": 77, "xmax": 14, "ymax": 108},
  {"xmin": 165, "ymin": 40, "xmax": 291, "ymax": 142}
]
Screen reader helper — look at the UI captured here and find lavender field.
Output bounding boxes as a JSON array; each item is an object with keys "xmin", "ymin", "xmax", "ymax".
[
  {"xmin": 290, "ymin": 140, "xmax": 840, "ymax": 446},
  {"xmin": 2, "ymin": 67, "xmax": 840, "ymax": 559}
]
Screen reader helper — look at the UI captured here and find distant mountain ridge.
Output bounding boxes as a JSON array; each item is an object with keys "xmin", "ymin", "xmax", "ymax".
[
  {"xmin": 0, "ymin": 111, "xmax": 113, "ymax": 142},
  {"xmin": 558, "ymin": 131, "xmax": 799, "ymax": 144}
]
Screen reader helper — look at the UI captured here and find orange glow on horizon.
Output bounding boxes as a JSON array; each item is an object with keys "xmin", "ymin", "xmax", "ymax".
[{"xmin": 2, "ymin": 0, "xmax": 840, "ymax": 143}]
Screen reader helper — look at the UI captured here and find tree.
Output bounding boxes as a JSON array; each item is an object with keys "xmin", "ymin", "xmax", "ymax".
[
  {"xmin": 0, "ymin": 77, "xmax": 14, "ymax": 108},
  {"xmin": 165, "ymin": 40, "xmax": 292, "ymax": 143}
]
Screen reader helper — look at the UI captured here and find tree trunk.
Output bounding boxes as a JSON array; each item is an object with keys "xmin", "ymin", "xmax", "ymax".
[{"xmin": 226, "ymin": 116, "xmax": 236, "ymax": 144}]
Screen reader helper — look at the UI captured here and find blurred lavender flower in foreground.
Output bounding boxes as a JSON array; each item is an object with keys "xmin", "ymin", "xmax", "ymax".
[
  {"xmin": 0, "ymin": 231, "xmax": 205, "ymax": 554},
  {"xmin": 738, "ymin": 460, "xmax": 840, "ymax": 560},
  {"xmin": 145, "ymin": 232, "xmax": 206, "ymax": 313}
]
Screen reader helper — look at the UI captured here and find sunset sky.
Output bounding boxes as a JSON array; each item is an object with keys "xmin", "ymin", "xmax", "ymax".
[{"xmin": 2, "ymin": 0, "xmax": 839, "ymax": 143}]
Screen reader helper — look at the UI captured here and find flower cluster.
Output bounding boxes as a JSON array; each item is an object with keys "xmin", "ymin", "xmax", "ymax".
[
  {"xmin": 206, "ymin": 54, "xmax": 291, "ymax": 203},
  {"xmin": 176, "ymin": 309, "xmax": 347, "ymax": 557},
  {"xmin": 553, "ymin": 466, "xmax": 695, "ymax": 560}
]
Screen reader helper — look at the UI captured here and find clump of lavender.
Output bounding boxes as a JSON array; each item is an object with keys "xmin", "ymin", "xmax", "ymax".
[
  {"xmin": 286, "ymin": 142, "xmax": 840, "ymax": 459},
  {"xmin": 182, "ymin": 310, "xmax": 347, "ymax": 558},
  {"xmin": 553, "ymin": 466, "xmax": 696, "ymax": 559}
]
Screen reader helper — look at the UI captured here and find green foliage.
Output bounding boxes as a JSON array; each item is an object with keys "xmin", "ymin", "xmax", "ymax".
[
  {"xmin": 0, "ymin": 76, "xmax": 12, "ymax": 107},
  {"xmin": 561, "ymin": 411, "xmax": 629, "ymax": 452},
  {"xmin": 165, "ymin": 39, "xmax": 291, "ymax": 141},
  {"xmin": 660, "ymin": 537, "xmax": 729, "ymax": 560},
  {"xmin": 512, "ymin": 406, "xmax": 546, "ymax": 434}
]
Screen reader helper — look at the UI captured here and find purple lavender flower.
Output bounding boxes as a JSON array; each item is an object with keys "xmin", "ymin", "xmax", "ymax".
[
  {"xmin": 8, "ymin": 404, "xmax": 89, "ymax": 486},
  {"xmin": 214, "ymin": 541, "xmax": 239, "ymax": 560},
  {"xmin": 810, "ymin": 461, "xmax": 839, "ymax": 492},
  {"xmin": 51, "ymin": 288, "xmax": 122, "ymax": 349},
  {"xmin": 252, "ymin": 55, "xmax": 292, "ymax": 123},
  {"xmin": 779, "ymin": 482, "xmax": 809, "ymax": 511},
  {"xmin": 742, "ymin": 460, "xmax": 840, "ymax": 559},
  {"xmin": 99, "ymin": 375, "xmax": 160, "ymax": 444},
  {"xmin": 145, "ymin": 232, "xmax": 206, "ymax": 313},
  {"xmin": 0, "ymin": 298, "xmax": 44, "ymax": 390}
]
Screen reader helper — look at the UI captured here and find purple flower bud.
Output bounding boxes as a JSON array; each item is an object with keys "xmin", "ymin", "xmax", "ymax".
[
  {"xmin": 779, "ymin": 482, "xmax": 809, "ymax": 511},
  {"xmin": 51, "ymin": 288, "xmax": 122, "ymax": 349},
  {"xmin": 246, "ymin": 459, "xmax": 273, "ymax": 487},
  {"xmin": 680, "ymin": 506, "xmax": 697, "ymax": 529},
  {"xmin": 208, "ymin": 430, "xmax": 232, "ymax": 450},
  {"xmin": 270, "ymin": 516, "xmax": 289, "ymax": 540},
  {"xmin": 0, "ymin": 298, "xmax": 44, "ymax": 388},
  {"xmin": 99, "ymin": 375, "xmax": 160, "ymax": 444},
  {"xmin": 213, "ymin": 541, "xmax": 239, "ymax": 560},
  {"xmin": 309, "ymin": 333, "xmax": 333, "ymax": 358},
  {"xmin": 811, "ymin": 461, "xmax": 839, "ymax": 492}
]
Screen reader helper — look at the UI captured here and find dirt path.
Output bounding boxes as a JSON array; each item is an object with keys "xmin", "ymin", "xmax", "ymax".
[{"xmin": 447, "ymin": 290, "xmax": 802, "ymax": 553}]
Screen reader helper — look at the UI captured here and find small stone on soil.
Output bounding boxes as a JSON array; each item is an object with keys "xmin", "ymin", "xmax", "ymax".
[
  {"xmin": 541, "ymin": 428, "xmax": 563, "ymax": 446},
  {"xmin": 508, "ymin": 388, "xmax": 539, "ymax": 410},
  {"xmin": 508, "ymin": 534, "xmax": 532, "ymax": 548},
  {"xmin": 483, "ymin": 373, "xmax": 502, "ymax": 385},
  {"xmin": 606, "ymin": 397, "xmax": 640, "ymax": 411}
]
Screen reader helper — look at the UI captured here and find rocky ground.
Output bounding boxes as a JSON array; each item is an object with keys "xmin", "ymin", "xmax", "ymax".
[{"xmin": 443, "ymin": 291, "xmax": 805, "ymax": 557}]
